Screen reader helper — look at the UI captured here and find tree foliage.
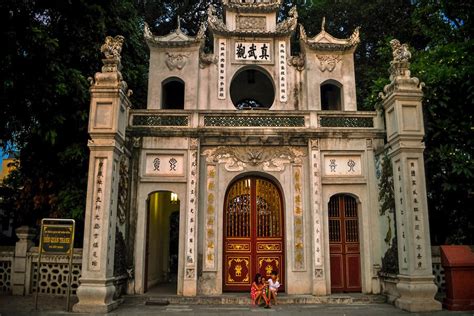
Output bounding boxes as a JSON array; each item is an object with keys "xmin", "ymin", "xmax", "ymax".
[
  {"xmin": 1, "ymin": 0, "xmax": 472, "ymax": 244},
  {"xmin": 0, "ymin": 0, "xmax": 148, "ymax": 235}
]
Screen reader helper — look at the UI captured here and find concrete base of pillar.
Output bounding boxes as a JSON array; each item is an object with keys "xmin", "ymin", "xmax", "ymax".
[
  {"xmin": 73, "ymin": 279, "xmax": 120, "ymax": 313},
  {"xmin": 395, "ymin": 274, "xmax": 442, "ymax": 312},
  {"xmin": 312, "ymin": 279, "xmax": 327, "ymax": 296},
  {"xmin": 183, "ymin": 279, "xmax": 197, "ymax": 296}
]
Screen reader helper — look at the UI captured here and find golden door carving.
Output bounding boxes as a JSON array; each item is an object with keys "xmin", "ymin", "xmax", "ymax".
[{"xmin": 224, "ymin": 177, "xmax": 284, "ymax": 291}]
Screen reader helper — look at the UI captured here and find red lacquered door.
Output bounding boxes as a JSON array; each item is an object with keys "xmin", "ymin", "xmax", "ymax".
[
  {"xmin": 223, "ymin": 177, "xmax": 284, "ymax": 292},
  {"xmin": 329, "ymin": 194, "xmax": 361, "ymax": 292}
]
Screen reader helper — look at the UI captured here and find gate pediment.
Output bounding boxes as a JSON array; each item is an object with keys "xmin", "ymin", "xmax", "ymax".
[{"xmin": 202, "ymin": 146, "xmax": 305, "ymax": 172}]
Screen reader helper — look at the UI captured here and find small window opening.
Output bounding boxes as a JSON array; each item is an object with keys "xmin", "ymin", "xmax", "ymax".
[
  {"xmin": 321, "ymin": 82, "xmax": 342, "ymax": 110},
  {"xmin": 162, "ymin": 78, "xmax": 184, "ymax": 110}
]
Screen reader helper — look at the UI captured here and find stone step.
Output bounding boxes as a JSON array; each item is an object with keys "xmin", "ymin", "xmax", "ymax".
[{"xmin": 143, "ymin": 294, "xmax": 386, "ymax": 306}]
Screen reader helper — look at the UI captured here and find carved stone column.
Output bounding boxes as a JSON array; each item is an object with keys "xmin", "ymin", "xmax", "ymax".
[
  {"xmin": 308, "ymin": 139, "xmax": 326, "ymax": 295},
  {"xmin": 74, "ymin": 36, "xmax": 131, "ymax": 313},
  {"xmin": 183, "ymin": 138, "xmax": 200, "ymax": 296},
  {"xmin": 381, "ymin": 39, "xmax": 441, "ymax": 312}
]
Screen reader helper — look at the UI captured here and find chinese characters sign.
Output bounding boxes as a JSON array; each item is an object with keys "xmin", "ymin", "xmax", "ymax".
[
  {"xmin": 145, "ymin": 154, "xmax": 184, "ymax": 176},
  {"xmin": 278, "ymin": 41, "xmax": 287, "ymax": 102},
  {"xmin": 323, "ymin": 156, "xmax": 361, "ymax": 176},
  {"xmin": 218, "ymin": 39, "xmax": 227, "ymax": 100},
  {"xmin": 235, "ymin": 42, "xmax": 271, "ymax": 61}
]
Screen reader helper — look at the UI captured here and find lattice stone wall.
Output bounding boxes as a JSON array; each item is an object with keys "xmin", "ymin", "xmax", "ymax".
[
  {"xmin": 0, "ymin": 260, "xmax": 12, "ymax": 294},
  {"xmin": 432, "ymin": 256, "xmax": 445, "ymax": 293},
  {"xmin": 31, "ymin": 261, "xmax": 82, "ymax": 295}
]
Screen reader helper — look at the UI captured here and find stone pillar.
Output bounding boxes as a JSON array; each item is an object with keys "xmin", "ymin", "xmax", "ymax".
[
  {"xmin": 308, "ymin": 139, "xmax": 326, "ymax": 295},
  {"xmin": 74, "ymin": 35, "xmax": 131, "ymax": 313},
  {"xmin": 182, "ymin": 138, "xmax": 199, "ymax": 296},
  {"xmin": 12, "ymin": 226, "xmax": 36, "ymax": 295},
  {"xmin": 381, "ymin": 39, "xmax": 441, "ymax": 312}
]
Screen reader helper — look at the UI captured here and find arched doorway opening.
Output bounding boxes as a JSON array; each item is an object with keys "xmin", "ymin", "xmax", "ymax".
[
  {"xmin": 230, "ymin": 67, "xmax": 275, "ymax": 109},
  {"xmin": 328, "ymin": 194, "xmax": 361, "ymax": 292},
  {"xmin": 223, "ymin": 176, "xmax": 285, "ymax": 292},
  {"xmin": 161, "ymin": 77, "xmax": 184, "ymax": 109},
  {"xmin": 145, "ymin": 191, "xmax": 180, "ymax": 293}
]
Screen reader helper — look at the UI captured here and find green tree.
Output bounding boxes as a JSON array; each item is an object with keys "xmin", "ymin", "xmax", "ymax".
[
  {"xmin": 0, "ymin": 0, "xmax": 148, "ymax": 237},
  {"xmin": 409, "ymin": 0, "xmax": 474, "ymax": 244}
]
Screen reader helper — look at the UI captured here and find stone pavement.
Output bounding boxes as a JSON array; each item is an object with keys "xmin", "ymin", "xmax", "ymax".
[{"xmin": 0, "ymin": 295, "xmax": 473, "ymax": 316}]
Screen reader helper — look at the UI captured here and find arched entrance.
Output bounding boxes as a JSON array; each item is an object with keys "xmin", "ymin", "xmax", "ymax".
[
  {"xmin": 145, "ymin": 191, "xmax": 180, "ymax": 293},
  {"xmin": 223, "ymin": 176, "xmax": 284, "ymax": 292},
  {"xmin": 328, "ymin": 194, "xmax": 361, "ymax": 292}
]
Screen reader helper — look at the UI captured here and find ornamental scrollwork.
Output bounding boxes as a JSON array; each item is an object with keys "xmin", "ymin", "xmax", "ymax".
[
  {"xmin": 202, "ymin": 146, "xmax": 306, "ymax": 172},
  {"xmin": 117, "ymin": 155, "xmax": 129, "ymax": 225},
  {"xmin": 165, "ymin": 52, "xmax": 189, "ymax": 70},
  {"xmin": 288, "ymin": 54, "xmax": 305, "ymax": 71},
  {"xmin": 316, "ymin": 55, "xmax": 341, "ymax": 72}
]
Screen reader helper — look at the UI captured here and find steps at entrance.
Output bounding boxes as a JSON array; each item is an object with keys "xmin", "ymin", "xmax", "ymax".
[{"xmin": 144, "ymin": 294, "xmax": 386, "ymax": 306}]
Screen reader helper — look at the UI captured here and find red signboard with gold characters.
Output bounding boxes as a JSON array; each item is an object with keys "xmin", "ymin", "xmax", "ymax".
[{"xmin": 223, "ymin": 177, "xmax": 284, "ymax": 292}]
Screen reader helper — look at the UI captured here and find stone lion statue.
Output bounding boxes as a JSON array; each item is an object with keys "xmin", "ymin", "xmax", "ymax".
[
  {"xmin": 100, "ymin": 35, "xmax": 125, "ymax": 59},
  {"xmin": 390, "ymin": 39, "xmax": 411, "ymax": 63}
]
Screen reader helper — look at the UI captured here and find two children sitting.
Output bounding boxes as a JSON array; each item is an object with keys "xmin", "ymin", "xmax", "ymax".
[{"xmin": 250, "ymin": 270, "xmax": 280, "ymax": 308}]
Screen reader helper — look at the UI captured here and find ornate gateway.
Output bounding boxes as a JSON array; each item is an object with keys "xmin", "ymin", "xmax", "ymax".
[{"xmin": 223, "ymin": 177, "xmax": 284, "ymax": 291}]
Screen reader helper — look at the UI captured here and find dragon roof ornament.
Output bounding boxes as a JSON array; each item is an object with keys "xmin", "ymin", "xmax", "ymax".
[{"xmin": 300, "ymin": 18, "xmax": 360, "ymax": 52}]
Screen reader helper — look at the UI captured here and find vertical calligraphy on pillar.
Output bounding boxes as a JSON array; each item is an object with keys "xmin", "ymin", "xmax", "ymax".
[
  {"xmin": 204, "ymin": 165, "xmax": 217, "ymax": 271},
  {"xmin": 185, "ymin": 139, "xmax": 199, "ymax": 279},
  {"xmin": 278, "ymin": 41, "xmax": 288, "ymax": 103},
  {"xmin": 218, "ymin": 39, "xmax": 226, "ymax": 100},
  {"xmin": 309, "ymin": 140, "xmax": 323, "ymax": 275},
  {"xmin": 408, "ymin": 159, "xmax": 425, "ymax": 270},
  {"xmin": 89, "ymin": 158, "xmax": 106, "ymax": 271},
  {"xmin": 293, "ymin": 165, "xmax": 305, "ymax": 270},
  {"xmin": 394, "ymin": 160, "xmax": 408, "ymax": 270}
]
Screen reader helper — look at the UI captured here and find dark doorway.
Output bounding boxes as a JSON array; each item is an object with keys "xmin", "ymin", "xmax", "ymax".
[
  {"xmin": 321, "ymin": 81, "xmax": 342, "ymax": 110},
  {"xmin": 162, "ymin": 78, "xmax": 184, "ymax": 109}
]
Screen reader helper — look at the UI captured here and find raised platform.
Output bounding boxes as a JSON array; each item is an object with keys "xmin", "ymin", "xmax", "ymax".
[{"xmin": 138, "ymin": 293, "xmax": 387, "ymax": 306}]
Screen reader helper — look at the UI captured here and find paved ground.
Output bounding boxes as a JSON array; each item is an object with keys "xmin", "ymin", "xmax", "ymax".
[{"xmin": 0, "ymin": 295, "xmax": 473, "ymax": 316}]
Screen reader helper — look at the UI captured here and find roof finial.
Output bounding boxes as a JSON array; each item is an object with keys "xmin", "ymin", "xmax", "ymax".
[
  {"xmin": 177, "ymin": 15, "xmax": 181, "ymax": 31},
  {"xmin": 321, "ymin": 17, "xmax": 326, "ymax": 31}
]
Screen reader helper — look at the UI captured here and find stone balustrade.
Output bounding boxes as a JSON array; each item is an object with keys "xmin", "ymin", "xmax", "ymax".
[{"xmin": 129, "ymin": 110, "xmax": 382, "ymax": 130}]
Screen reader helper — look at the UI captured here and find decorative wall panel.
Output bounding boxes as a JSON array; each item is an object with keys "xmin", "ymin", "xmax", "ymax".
[
  {"xmin": 184, "ymin": 139, "xmax": 199, "ymax": 279},
  {"xmin": 278, "ymin": 41, "xmax": 288, "ymax": 102},
  {"xmin": 309, "ymin": 140, "xmax": 323, "ymax": 275},
  {"xmin": 218, "ymin": 39, "xmax": 227, "ymax": 100},
  {"xmin": 0, "ymin": 260, "xmax": 12, "ymax": 293},
  {"xmin": 408, "ymin": 159, "xmax": 425, "ymax": 270},
  {"xmin": 234, "ymin": 42, "xmax": 271, "ymax": 61},
  {"xmin": 394, "ymin": 160, "xmax": 408, "ymax": 270},
  {"xmin": 88, "ymin": 158, "xmax": 106, "ymax": 271},
  {"xmin": 204, "ymin": 164, "xmax": 218, "ymax": 270},
  {"xmin": 293, "ymin": 165, "xmax": 305, "ymax": 270},
  {"xmin": 323, "ymin": 156, "xmax": 362, "ymax": 176},
  {"xmin": 319, "ymin": 116, "xmax": 373, "ymax": 128},
  {"xmin": 145, "ymin": 154, "xmax": 184, "ymax": 177}
]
